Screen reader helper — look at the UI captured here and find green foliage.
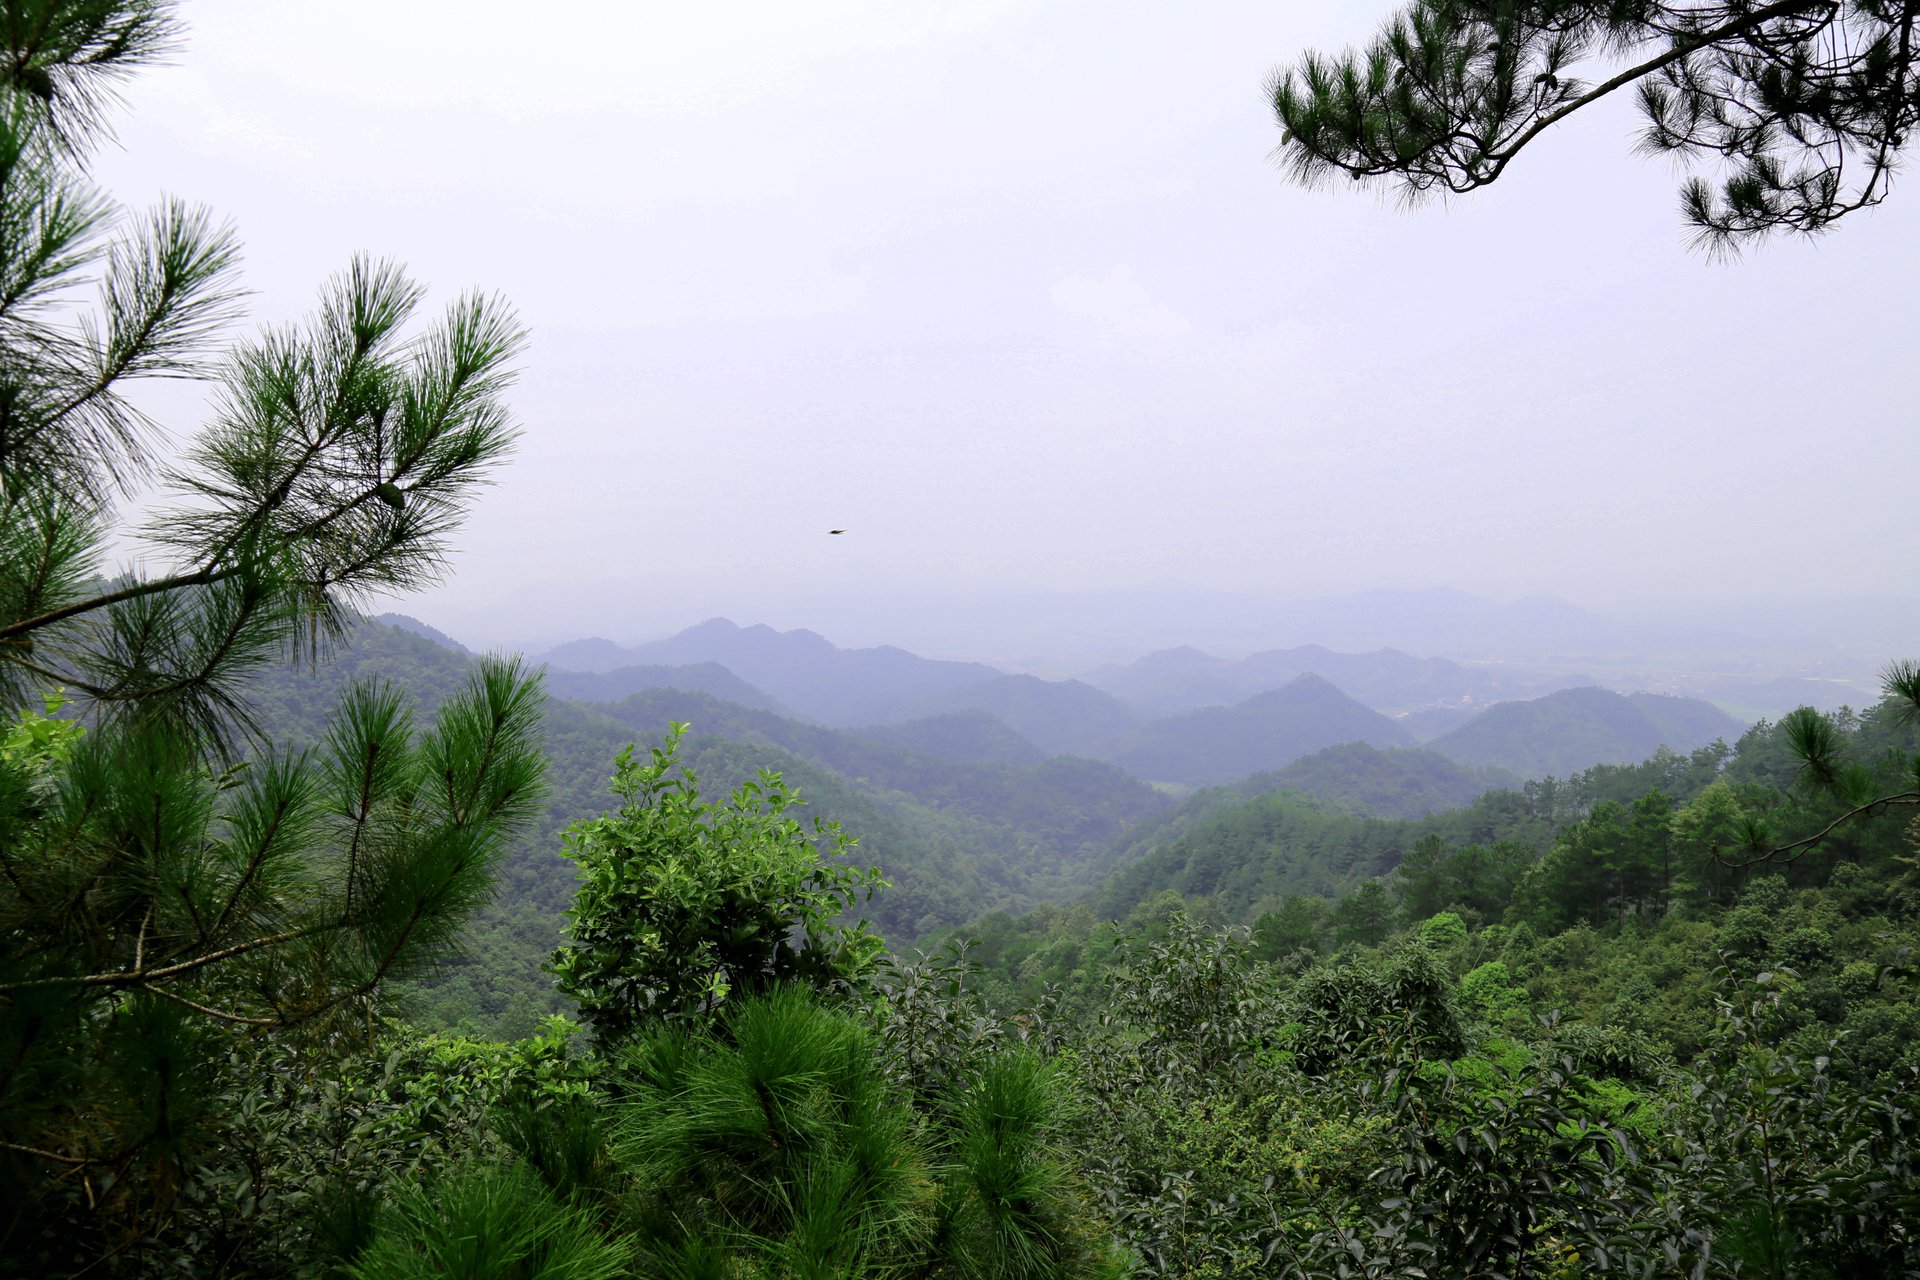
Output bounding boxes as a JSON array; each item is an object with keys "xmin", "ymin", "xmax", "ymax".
[
  {"xmin": 1681, "ymin": 974, "xmax": 1920, "ymax": 1279},
  {"xmin": 1269, "ymin": 0, "xmax": 1920, "ymax": 249},
  {"xmin": 1110, "ymin": 913, "xmax": 1279, "ymax": 1076},
  {"xmin": 1415, "ymin": 910, "xmax": 1468, "ymax": 950},
  {"xmin": 1299, "ymin": 1043, "xmax": 1682, "ymax": 1278},
  {"xmin": 1459, "ymin": 959, "xmax": 1527, "ymax": 1024},
  {"xmin": 347, "ymin": 1162, "xmax": 625, "ymax": 1280},
  {"xmin": 1286, "ymin": 944, "xmax": 1465, "ymax": 1073},
  {"xmin": 607, "ymin": 987, "xmax": 1118, "ymax": 1280},
  {"xmin": 0, "ymin": 659, "xmax": 547, "ymax": 1270},
  {"xmin": 550, "ymin": 724, "xmax": 887, "ymax": 1039},
  {"xmin": 0, "ymin": 8, "xmax": 542, "ymax": 1270},
  {"xmin": 0, "ymin": 687, "xmax": 82, "ymax": 773}
]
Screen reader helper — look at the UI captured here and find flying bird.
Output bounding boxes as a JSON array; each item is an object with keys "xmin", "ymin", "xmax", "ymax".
[{"xmin": 828, "ymin": 528, "xmax": 847, "ymax": 534}]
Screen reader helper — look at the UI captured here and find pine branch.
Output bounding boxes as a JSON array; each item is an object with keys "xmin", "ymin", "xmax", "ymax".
[
  {"xmin": 1470, "ymin": 0, "xmax": 1839, "ymax": 190},
  {"xmin": 0, "ymin": 922, "xmax": 325, "ymax": 992},
  {"xmin": 1717, "ymin": 790, "xmax": 1920, "ymax": 868}
]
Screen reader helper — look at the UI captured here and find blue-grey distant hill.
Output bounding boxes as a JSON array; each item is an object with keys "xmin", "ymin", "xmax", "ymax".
[
  {"xmin": 1100, "ymin": 674, "xmax": 1416, "ymax": 786},
  {"xmin": 897, "ymin": 673, "xmax": 1140, "ymax": 757},
  {"xmin": 1087, "ymin": 641, "xmax": 1584, "ymax": 717},
  {"xmin": 579, "ymin": 687, "xmax": 1165, "ymax": 895},
  {"xmin": 543, "ymin": 661, "xmax": 791, "ymax": 715},
  {"xmin": 1429, "ymin": 687, "xmax": 1745, "ymax": 779},
  {"xmin": 543, "ymin": 618, "xmax": 1000, "ymax": 726},
  {"xmin": 538, "ymin": 636, "xmax": 635, "ymax": 671},
  {"xmin": 539, "ymin": 619, "xmax": 1142, "ymax": 752},
  {"xmin": 852, "ymin": 711, "xmax": 1047, "ymax": 768}
]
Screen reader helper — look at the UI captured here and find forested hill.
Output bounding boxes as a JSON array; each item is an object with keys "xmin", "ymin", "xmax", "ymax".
[
  {"xmin": 850, "ymin": 710, "xmax": 1048, "ymax": 767},
  {"xmin": 1252, "ymin": 742, "xmax": 1517, "ymax": 819},
  {"xmin": 372, "ymin": 611, "xmax": 469, "ymax": 652},
  {"xmin": 1089, "ymin": 787, "xmax": 1549, "ymax": 922},
  {"xmin": 542, "ymin": 661, "xmax": 793, "ymax": 714},
  {"xmin": 892, "ymin": 672, "xmax": 1140, "ymax": 757},
  {"xmin": 581, "ymin": 687, "xmax": 1164, "ymax": 865},
  {"xmin": 1428, "ymin": 685, "xmax": 1744, "ymax": 777},
  {"xmin": 956, "ymin": 693, "xmax": 1920, "ymax": 1020},
  {"xmin": 242, "ymin": 618, "xmax": 1167, "ymax": 1030},
  {"xmin": 1067, "ymin": 702, "xmax": 1920, "ymax": 940}
]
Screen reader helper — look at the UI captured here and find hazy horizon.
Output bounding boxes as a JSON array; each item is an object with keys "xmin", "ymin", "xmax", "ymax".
[
  {"xmin": 89, "ymin": 1, "xmax": 1917, "ymax": 674},
  {"xmin": 379, "ymin": 583, "xmax": 1912, "ymax": 704}
]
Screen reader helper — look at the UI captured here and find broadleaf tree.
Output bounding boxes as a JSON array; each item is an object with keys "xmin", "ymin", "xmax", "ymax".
[{"xmin": 551, "ymin": 723, "xmax": 888, "ymax": 1042}]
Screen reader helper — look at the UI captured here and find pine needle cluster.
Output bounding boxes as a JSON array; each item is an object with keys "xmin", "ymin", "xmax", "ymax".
[
  {"xmin": 0, "ymin": 4, "xmax": 547, "ymax": 1269},
  {"xmin": 1269, "ymin": 1, "xmax": 1920, "ymax": 249}
]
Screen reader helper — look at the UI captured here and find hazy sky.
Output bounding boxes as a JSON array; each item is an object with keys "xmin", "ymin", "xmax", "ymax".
[{"xmin": 94, "ymin": 0, "xmax": 1918, "ymax": 650}]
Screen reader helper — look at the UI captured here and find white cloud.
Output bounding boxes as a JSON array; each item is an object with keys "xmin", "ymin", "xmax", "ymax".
[{"xmin": 1050, "ymin": 265, "xmax": 1191, "ymax": 341}]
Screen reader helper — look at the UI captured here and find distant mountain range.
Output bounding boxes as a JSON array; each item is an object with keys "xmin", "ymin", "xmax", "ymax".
[
  {"xmin": 1087, "ymin": 642, "xmax": 1583, "ymax": 716},
  {"xmin": 240, "ymin": 612, "xmax": 1896, "ymax": 1040},
  {"xmin": 540, "ymin": 619, "xmax": 1001, "ymax": 727},
  {"xmin": 265, "ymin": 619, "xmax": 1170, "ymax": 947},
  {"xmin": 528, "ymin": 617, "xmax": 1758, "ymax": 788}
]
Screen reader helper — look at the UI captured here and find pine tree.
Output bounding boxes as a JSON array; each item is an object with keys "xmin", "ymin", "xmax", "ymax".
[
  {"xmin": 0, "ymin": 4, "xmax": 546, "ymax": 1268},
  {"xmin": 1270, "ymin": 1, "xmax": 1920, "ymax": 250}
]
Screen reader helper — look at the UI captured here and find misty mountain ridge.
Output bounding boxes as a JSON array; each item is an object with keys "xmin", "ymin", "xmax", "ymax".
[
  {"xmin": 1429, "ymin": 686, "xmax": 1745, "ymax": 779},
  {"xmin": 532, "ymin": 617, "xmax": 1609, "ymax": 760},
  {"xmin": 538, "ymin": 618, "xmax": 1002, "ymax": 727},
  {"xmin": 542, "ymin": 661, "xmax": 793, "ymax": 716},
  {"xmin": 1088, "ymin": 641, "xmax": 1586, "ymax": 717},
  {"xmin": 516, "ymin": 617, "xmax": 1767, "ymax": 792},
  {"xmin": 1101, "ymin": 674, "xmax": 1417, "ymax": 787},
  {"xmin": 893, "ymin": 673, "xmax": 1140, "ymax": 757},
  {"xmin": 851, "ymin": 711, "xmax": 1048, "ymax": 769},
  {"xmin": 372, "ymin": 613, "xmax": 469, "ymax": 654}
]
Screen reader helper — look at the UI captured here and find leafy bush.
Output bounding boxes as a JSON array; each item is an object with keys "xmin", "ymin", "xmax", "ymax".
[{"xmin": 550, "ymin": 724, "xmax": 886, "ymax": 1040}]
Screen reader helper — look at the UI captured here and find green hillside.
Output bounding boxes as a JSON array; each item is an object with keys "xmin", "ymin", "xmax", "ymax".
[
  {"xmin": 244, "ymin": 619, "xmax": 1164, "ymax": 1034},
  {"xmin": 901, "ymin": 672, "xmax": 1141, "ymax": 757},
  {"xmin": 1430, "ymin": 685, "xmax": 1745, "ymax": 778},
  {"xmin": 1252, "ymin": 742, "xmax": 1517, "ymax": 819},
  {"xmin": 543, "ymin": 660, "xmax": 792, "ymax": 713},
  {"xmin": 850, "ymin": 709, "xmax": 1047, "ymax": 767}
]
